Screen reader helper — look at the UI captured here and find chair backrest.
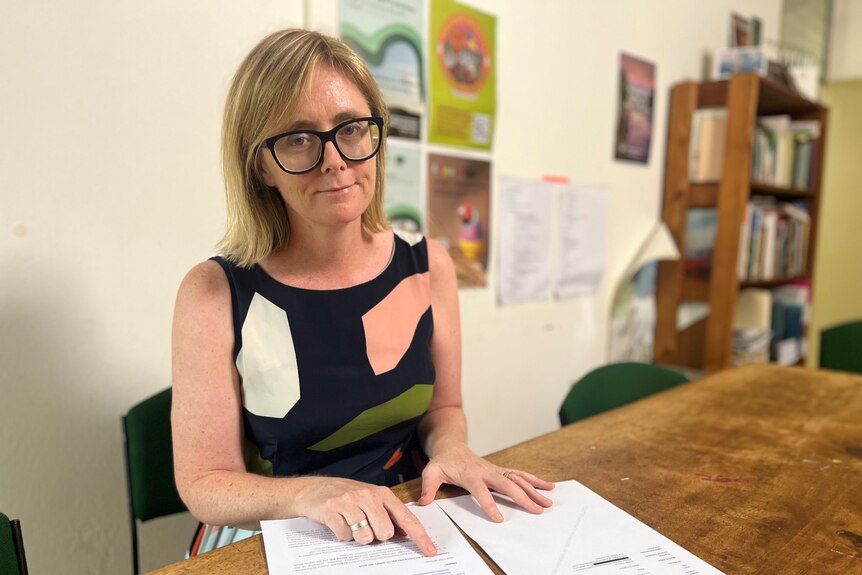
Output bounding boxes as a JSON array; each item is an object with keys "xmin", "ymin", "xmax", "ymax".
[
  {"xmin": 819, "ymin": 320, "xmax": 862, "ymax": 374},
  {"xmin": 0, "ymin": 512, "xmax": 28, "ymax": 575},
  {"xmin": 559, "ymin": 362, "xmax": 689, "ymax": 426},
  {"xmin": 122, "ymin": 387, "xmax": 187, "ymax": 574}
]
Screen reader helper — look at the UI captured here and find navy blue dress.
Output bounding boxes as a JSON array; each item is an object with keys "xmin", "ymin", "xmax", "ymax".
[{"xmin": 212, "ymin": 231, "xmax": 435, "ymax": 487}]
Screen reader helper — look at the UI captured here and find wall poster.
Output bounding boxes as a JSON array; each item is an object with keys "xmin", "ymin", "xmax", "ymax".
[
  {"xmin": 614, "ymin": 52, "xmax": 655, "ymax": 164},
  {"xmin": 339, "ymin": 0, "xmax": 425, "ymax": 139},
  {"xmin": 428, "ymin": 0, "xmax": 496, "ymax": 150},
  {"xmin": 384, "ymin": 140, "xmax": 424, "ymax": 235},
  {"xmin": 427, "ymin": 153, "xmax": 491, "ymax": 288}
]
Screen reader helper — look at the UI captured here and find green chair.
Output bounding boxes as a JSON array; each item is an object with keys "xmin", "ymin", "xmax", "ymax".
[
  {"xmin": 819, "ymin": 320, "xmax": 862, "ymax": 374},
  {"xmin": 122, "ymin": 387, "xmax": 187, "ymax": 574},
  {"xmin": 559, "ymin": 362, "xmax": 689, "ymax": 426},
  {"xmin": 0, "ymin": 512, "xmax": 28, "ymax": 575}
]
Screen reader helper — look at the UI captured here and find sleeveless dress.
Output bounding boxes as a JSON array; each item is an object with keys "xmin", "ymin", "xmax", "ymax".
[{"xmin": 190, "ymin": 231, "xmax": 436, "ymax": 555}]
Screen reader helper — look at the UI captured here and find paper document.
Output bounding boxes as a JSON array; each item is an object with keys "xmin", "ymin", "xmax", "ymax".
[
  {"xmin": 260, "ymin": 502, "xmax": 493, "ymax": 575},
  {"xmin": 436, "ymin": 480, "xmax": 725, "ymax": 575},
  {"xmin": 498, "ymin": 176, "xmax": 553, "ymax": 305}
]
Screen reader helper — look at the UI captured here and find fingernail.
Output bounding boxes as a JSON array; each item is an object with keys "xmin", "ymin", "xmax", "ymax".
[{"xmin": 494, "ymin": 512, "xmax": 504, "ymax": 522}]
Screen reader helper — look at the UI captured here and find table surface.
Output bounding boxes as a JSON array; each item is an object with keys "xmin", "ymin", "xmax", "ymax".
[{"xmin": 147, "ymin": 364, "xmax": 862, "ymax": 575}]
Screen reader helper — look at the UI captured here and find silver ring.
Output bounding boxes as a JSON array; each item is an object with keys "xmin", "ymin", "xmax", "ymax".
[
  {"xmin": 349, "ymin": 519, "xmax": 369, "ymax": 532},
  {"xmin": 502, "ymin": 470, "xmax": 514, "ymax": 479}
]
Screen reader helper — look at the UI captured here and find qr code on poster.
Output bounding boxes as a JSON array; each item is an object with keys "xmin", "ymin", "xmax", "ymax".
[{"xmin": 471, "ymin": 113, "xmax": 491, "ymax": 145}]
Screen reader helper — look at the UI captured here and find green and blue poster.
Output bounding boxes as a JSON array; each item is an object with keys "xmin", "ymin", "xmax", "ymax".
[{"xmin": 339, "ymin": 0, "xmax": 425, "ymax": 140}]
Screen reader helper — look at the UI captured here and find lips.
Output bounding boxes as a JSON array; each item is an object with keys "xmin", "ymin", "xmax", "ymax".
[{"xmin": 318, "ymin": 183, "xmax": 353, "ymax": 194}]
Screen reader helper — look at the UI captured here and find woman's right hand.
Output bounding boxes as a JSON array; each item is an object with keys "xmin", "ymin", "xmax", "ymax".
[{"xmin": 294, "ymin": 477, "xmax": 437, "ymax": 556}]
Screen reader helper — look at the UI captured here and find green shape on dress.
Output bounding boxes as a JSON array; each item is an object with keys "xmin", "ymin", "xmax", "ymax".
[
  {"xmin": 309, "ymin": 384, "xmax": 433, "ymax": 452},
  {"xmin": 243, "ymin": 440, "xmax": 274, "ymax": 477}
]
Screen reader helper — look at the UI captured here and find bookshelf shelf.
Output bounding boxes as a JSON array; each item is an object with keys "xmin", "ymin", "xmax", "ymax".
[
  {"xmin": 740, "ymin": 276, "xmax": 808, "ymax": 288},
  {"xmin": 750, "ymin": 183, "xmax": 813, "ymax": 198},
  {"xmin": 654, "ymin": 73, "xmax": 828, "ymax": 372}
]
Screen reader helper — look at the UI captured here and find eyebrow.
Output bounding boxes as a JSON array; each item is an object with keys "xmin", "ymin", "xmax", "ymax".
[{"xmin": 282, "ymin": 111, "xmax": 372, "ymax": 133}]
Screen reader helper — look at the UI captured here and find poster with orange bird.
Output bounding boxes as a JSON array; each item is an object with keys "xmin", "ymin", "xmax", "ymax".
[{"xmin": 427, "ymin": 153, "xmax": 491, "ymax": 288}]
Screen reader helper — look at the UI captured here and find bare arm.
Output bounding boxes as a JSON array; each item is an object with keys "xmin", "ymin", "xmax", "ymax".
[
  {"xmin": 417, "ymin": 240, "xmax": 555, "ymax": 518},
  {"xmin": 171, "ymin": 260, "xmax": 308, "ymax": 527},
  {"xmin": 171, "ymin": 261, "xmax": 435, "ymax": 553}
]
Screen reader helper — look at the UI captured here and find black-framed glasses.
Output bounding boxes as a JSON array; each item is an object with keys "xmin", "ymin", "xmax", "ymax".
[{"xmin": 262, "ymin": 116, "xmax": 384, "ymax": 174}]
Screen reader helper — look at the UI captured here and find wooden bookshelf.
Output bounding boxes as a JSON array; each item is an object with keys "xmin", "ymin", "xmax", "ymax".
[{"xmin": 654, "ymin": 73, "xmax": 828, "ymax": 372}]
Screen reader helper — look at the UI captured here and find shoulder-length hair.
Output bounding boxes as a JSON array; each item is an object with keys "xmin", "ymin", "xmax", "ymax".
[{"xmin": 217, "ymin": 28, "xmax": 390, "ymax": 267}]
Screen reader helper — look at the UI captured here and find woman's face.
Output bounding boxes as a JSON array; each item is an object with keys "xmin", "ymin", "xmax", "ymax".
[{"xmin": 258, "ymin": 65, "xmax": 377, "ymax": 234}]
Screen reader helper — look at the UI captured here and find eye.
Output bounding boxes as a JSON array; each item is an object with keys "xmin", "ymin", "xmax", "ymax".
[
  {"xmin": 343, "ymin": 121, "xmax": 370, "ymax": 136},
  {"xmin": 287, "ymin": 134, "xmax": 312, "ymax": 148}
]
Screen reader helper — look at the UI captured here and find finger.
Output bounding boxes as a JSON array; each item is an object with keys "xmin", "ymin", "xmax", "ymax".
[
  {"xmin": 462, "ymin": 478, "xmax": 504, "ymax": 522},
  {"xmin": 324, "ymin": 508, "xmax": 355, "ymax": 541},
  {"xmin": 384, "ymin": 498, "xmax": 437, "ymax": 557},
  {"xmin": 363, "ymin": 502, "xmax": 396, "ymax": 542},
  {"xmin": 509, "ymin": 473, "xmax": 554, "ymax": 508},
  {"xmin": 513, "ymin": 470, "xmax": 556, "ymax": 491},
  {"xmin": 489, "ymin": 474, "xmax": 545, "ymax": 515},
  {"xmin": 340, "ymin": 511, "xmax": 374, "ymax": 545},
  {"xmin": 418, "ymin": 472, "xmax": 444, "ymax": 506}
]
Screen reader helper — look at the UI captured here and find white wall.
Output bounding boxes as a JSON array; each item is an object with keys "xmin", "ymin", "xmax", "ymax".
[
  {"xmin": 0, "ymin": 1, "xmax": 782, "ymax": 573},
  {"xmin": 829, "ymin": 0, "xmax": 862, "ymax": 80}
]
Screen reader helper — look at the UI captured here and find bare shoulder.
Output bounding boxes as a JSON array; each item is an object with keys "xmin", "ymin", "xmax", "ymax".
[
  {"xmin": 173, "ymin": 260, "xmax": 233, "ymax": 330},
  {"xmin": 425, "ymin": 238, "xmax": 457, "ymax": 300},
  {"xmin": 425, "ymin": 237, "xmax": 455, "ymax": 277},
  {"xmin": 176, "ymin": 259, "xmax": 229, "ymax": 305}
]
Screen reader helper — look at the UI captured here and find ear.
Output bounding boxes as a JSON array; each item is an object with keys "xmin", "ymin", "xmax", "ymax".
[{"xmin": 257, "ymin": 153, "xmax": 278, "ymax": 188}]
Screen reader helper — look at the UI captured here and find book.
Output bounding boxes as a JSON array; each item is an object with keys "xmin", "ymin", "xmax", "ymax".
[
  {"xmin": 737, "ymin": 202, "xmax": 752, "ymax": 279},
  {"xmin": 760, "ymin": 208, "xmax": 779, "ymax": 280},
  {"xmin": 758, "ymin": 115, "xmax": 793, "ymax": 186},
  {"xmin": 689, "ymin": 109, "xmax": 728, "ymax": 182},
  {"xmin": 683, "ymin": 208, "xmax": 717, "ymax": 275}
]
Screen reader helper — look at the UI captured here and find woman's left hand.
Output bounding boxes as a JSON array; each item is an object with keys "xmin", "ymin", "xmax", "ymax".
[{"xmin": 416, "ymin": 444, "xmax": 555, "ymax": 521}]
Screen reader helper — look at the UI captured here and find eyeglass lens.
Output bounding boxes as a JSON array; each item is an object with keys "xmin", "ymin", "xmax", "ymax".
[{"xmin": 273, "ymin": 119, "xmax": 380, "ymax": 173}]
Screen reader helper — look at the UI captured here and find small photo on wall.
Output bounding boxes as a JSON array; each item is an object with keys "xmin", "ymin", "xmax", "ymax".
[{"xmin": 614, "ymin": 52, "xmax": 655, "ymax": 164}]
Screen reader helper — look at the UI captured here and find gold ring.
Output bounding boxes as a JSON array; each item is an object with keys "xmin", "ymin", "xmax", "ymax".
[
  {"xmin": 502, "ymin": 470, "xmax": 514, "ymax": 479},
  {"xmin": 349, "ymin": 519, "xmax": 369, "ymax": 532}
]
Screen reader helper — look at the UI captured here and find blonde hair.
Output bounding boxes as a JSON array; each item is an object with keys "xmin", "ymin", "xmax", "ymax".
[{"xmin": 217, "ymin": 28, "xmax": 390, "ymax": 267}]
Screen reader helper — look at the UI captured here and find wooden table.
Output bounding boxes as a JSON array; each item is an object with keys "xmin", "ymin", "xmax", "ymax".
[{"xmin": 148, "ymin": 364, "xmax": 862, "ymax": 574}]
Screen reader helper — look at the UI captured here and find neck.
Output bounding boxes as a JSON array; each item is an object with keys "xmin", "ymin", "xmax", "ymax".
[
  {"xmin": 287, "ymin": 218, "xmax": 370, "ymax": 268},
  {"xmin": 263, "ymin": 217, "xmax": 391, "ymax": 290}
]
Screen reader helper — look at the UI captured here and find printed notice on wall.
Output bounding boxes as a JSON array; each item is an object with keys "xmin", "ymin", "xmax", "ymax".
[
  {"xmin": 497, "ymin": 178, "xmax": 606, "ymax": 305},
  {"xmin": 498, "ymin": 177, "xmax": 553, "ymax": 304},
  {"xmin": 555, "ymin": 184, "xmax": 606, "ymax": 298}
]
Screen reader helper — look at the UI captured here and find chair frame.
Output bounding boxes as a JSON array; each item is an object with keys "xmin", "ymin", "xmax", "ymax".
[
  {"xmin": 121, "ymin": 414, "xmax": 142, "ymax": 575},
  {"xmin": 122, "ymin": 387, "xmax": 192, "ymax": 574},
  {"xmin": 11, "ymin": 519, "xmax": 28, "ymax": 575}
]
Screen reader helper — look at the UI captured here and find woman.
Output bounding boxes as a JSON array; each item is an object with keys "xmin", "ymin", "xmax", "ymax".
[{"xmin": 171, "ymin": 28, "xmax": 553, "ymax": 556}]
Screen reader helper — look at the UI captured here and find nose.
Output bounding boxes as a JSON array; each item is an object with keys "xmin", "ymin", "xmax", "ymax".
[{"xmin": 319, "ymin": 140, "xmax": 347, "ymax": 173}]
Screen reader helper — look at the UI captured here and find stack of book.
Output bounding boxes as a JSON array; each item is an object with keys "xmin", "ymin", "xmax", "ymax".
[
  {"xmin": 770, "ymin": 283, "xmax": 810, "ymax": 365},
  {"xmin": 730, "ymin": 284, "xmax": 810, "ymax": 366},
  {"xmin": 731, "ymin": 288, "xmax": 772, "ymax": 365},
  {"xmin": 751, "ymin": 116, "xmax": 820, "ymax": 189},
  {"xmin": 737, "ymin": 198, "xmax": 810, "ymax": 281}
]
